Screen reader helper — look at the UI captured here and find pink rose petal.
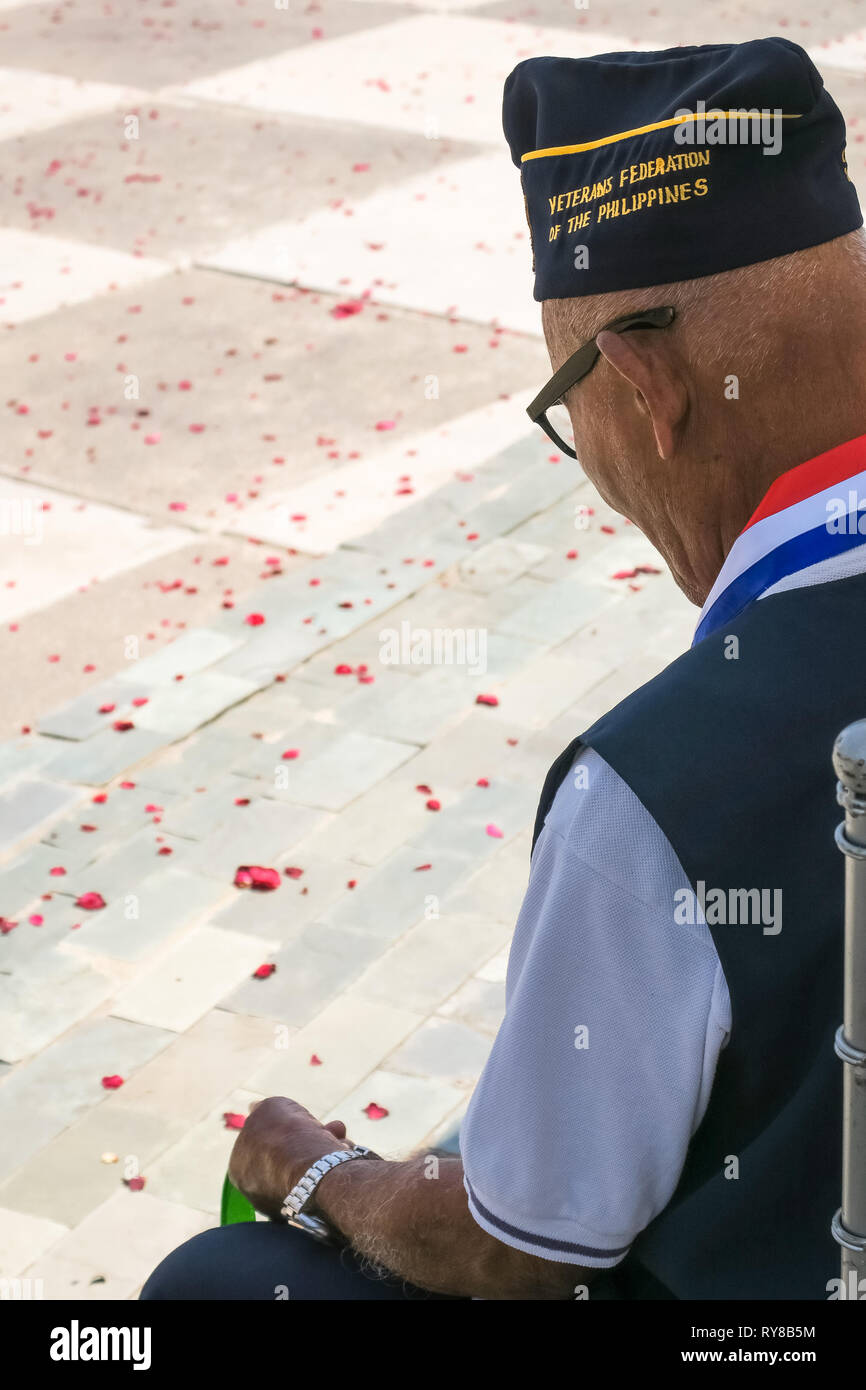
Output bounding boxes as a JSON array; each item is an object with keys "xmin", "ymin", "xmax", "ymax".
[
  {"xmin": 76, "ymin": 891, "xmax": 106, "ymax": 910},
  {"xmin": 363, "ymin": 1102, "xmax": 389, "ymax": 1121}
]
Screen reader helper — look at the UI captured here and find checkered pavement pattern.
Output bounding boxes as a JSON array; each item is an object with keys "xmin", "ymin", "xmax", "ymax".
[{"xmin": 0, "ymin": 0, "xmax": 864, "ymax": 1297}]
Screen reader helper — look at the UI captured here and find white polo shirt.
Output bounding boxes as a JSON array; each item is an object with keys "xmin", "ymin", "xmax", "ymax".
[
  {"xmin": 462, "ymin": 542, "xmax": 866, "ymax": 1269},
  {"xmin": 460, "ymin": 746, "xmax": 731, "ymax": 1268}
]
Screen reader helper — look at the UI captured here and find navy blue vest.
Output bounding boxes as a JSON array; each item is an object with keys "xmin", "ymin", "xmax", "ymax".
[{"xmin": 532, "ymin": 570, "xmax": 866, "ymax": 1299}]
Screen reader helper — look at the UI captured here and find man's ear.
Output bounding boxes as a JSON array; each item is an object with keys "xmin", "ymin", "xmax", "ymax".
[{"xmin": 595, "ymin": 328, "xmax": 687, "ymax": 460}]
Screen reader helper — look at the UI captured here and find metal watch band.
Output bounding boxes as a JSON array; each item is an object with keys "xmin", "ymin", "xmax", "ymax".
[{"xmin": 280, "ymin": 1146, "xmax": 373, "ymax": 1220}]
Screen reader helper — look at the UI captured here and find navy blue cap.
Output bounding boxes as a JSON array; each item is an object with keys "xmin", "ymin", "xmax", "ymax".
[{"xmin": 503, "ymin": 38, "xmax": 862, "ymax": 300}]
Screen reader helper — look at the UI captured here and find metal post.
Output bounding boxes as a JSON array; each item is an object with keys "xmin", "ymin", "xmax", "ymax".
[{"xmin": 831, "ymin": 721, "xmax": 866, "ymax": 1296}]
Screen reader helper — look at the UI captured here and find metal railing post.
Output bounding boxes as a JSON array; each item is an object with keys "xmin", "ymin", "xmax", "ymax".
[{"xmin": 831, "ymin": 721, "xmax": 866, "ymax": 1297}]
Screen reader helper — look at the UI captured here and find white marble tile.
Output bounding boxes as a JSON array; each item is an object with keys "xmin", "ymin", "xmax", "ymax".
[
  {"xmin": 0, "ymin": 229, "xmax": 170, "ymax": 326},
  {"xmin": 0, "ymin": 478, "xmax": 189, "ymax": 626},
  {"xmin": 110, "ymin": 926, "xmax": 273, "ymax": 1032},
  {"xmin": 246, "ymin": 995, "xmax": 424, "ymax": 1113},
  {"xmin": 0, "ymin": 68, "xmax": 145, "ymax": 141},
  {"xmin": 182, "ymin": 15, "xmax": 639, "ymax": 144},
  {"xmin": 214, "ymin": 397, "xmax": 541, "ymax": 545},
  {"xmin": 46, "ymin": 1190, "xmax": 210, "ymax": 1282},
  {"xmin": 202, "ymin": 155, "xmax": 541, "ymax": 333},
  {"xmin": 326, "ymin": 1067, "xmax": 465, "ymax": 1154},
  {"xmin": 0, "ymin": 1207, "xmax": 67, "ymax": 1278},
  {"xmin": 810, "ymin": 32, "xmax": 866, "ymax": 73},
  {"xmin": 346, "ymin": 0, "xmax": 504, "ymax": 10}
]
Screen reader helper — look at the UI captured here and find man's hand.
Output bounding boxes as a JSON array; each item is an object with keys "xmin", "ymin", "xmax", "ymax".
[
  {"xmin": 228, "ymin": 1096, "xmax": 351, "ymax": 1220},
  {"xmin": 228, "ymin": 1096, "xmax": 592, "ymax": 1298}
]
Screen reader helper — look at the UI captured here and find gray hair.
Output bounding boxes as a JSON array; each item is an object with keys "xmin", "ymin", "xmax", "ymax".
[{"xmin": 541, "ymin": 227, "xmax": 866, "ymax": 389}]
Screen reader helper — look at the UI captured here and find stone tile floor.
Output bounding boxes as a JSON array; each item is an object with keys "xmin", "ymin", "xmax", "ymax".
[{"xmin": 0, "ymin": 0, "xmax": 863, "ymax": 1297}]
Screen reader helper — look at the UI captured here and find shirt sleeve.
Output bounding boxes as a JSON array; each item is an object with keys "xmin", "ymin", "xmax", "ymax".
[{"xmin": 460, "ymin": 747, "xmax": 732, "ymax": 1268}]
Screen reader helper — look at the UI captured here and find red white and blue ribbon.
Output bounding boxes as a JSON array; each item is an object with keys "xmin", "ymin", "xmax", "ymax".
[{"xmin": 693, "ymin": 434, "xmax": 866, "ymax": 646}]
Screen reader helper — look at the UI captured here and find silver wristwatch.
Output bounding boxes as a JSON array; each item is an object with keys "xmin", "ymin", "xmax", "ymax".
[{"xmin": 281, "ymin": 1146, "xmax": 375, "ymax": 1240}]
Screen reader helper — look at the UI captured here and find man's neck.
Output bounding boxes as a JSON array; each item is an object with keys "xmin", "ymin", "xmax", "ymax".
[{"xmin": 661, "ymin": 416, "xmax": 866, "ymax": 607}]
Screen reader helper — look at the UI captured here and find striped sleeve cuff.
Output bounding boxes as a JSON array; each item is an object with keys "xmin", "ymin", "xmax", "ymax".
[{"xmin": 465, "ymin": 1176, "xmax": 632, "ymax": 1269}]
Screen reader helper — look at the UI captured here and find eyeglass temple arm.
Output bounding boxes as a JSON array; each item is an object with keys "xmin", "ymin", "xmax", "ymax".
[{"xmin": 527, "ymin": 305, "xmax": 675, "ymax": 419}]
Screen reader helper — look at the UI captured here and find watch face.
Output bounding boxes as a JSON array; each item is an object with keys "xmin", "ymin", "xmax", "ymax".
[{"xmin": 287, "ymin": 1212, "xmax": 345, "ymax": 1248}]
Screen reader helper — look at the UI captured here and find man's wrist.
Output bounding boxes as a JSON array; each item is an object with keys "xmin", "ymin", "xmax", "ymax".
[
  {"xmin": 305, "ymin": 1153, "xmax": 386, "ymax": 1222},
  {"xmin": 283, "ymin": 1146, "xmax": 380, "ymax": 1219}
]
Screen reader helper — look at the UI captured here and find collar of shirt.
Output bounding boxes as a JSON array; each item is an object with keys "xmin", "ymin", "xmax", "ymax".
[{"xmin": 693, "ymin": 433, "xmax": 866, "ymax": 646}]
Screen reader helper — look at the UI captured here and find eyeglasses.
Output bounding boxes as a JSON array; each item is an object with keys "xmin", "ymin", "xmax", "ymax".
[{"xmin": 526, "ymin": 305, "xmax": 676, "ymax": 459}]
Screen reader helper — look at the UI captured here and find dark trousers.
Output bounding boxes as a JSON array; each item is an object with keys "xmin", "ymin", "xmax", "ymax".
[{"xmin": 140, "ymin": 1221, "xmax": 465, "ymax": 1301}]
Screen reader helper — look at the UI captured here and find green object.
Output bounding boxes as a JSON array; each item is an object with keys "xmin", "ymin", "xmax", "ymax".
[{"xmin": 221, "ymin": 1173, "xmax": 256, "ymax": 1226}]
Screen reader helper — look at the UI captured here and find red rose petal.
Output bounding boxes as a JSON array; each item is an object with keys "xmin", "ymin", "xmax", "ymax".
[
  {"xmin": 252, "ymin": 962, "xmax": 277, "ymax": 979},
  {"xmin": 475, "ymin": 693, "xmax": 499, "ymax": 707},
  {"xmin": 76, "ymin": 892, "xmax": 106, "ymax": 910},
  {"xmin": 245, "ymin": 613, "xmax": 266, "ymax": 626},
  {"xmin": 234, "ymin": 865, "xmax": 281, "ymax": 891},
  {"xmin": 425, "ymin": 798, "xmax": 441, "ymax": 812},
  {"xmin": 101, "ymin": 1074, "xmax": 124, "ymax": 1089},
  {"xmin": 363, "ymin": 1102, "xmax": 389, "ymax": 1121},
  {"xmin": 124, "ymin": 1176, "xmax": 146, "ymax": 1191},
  {"xmin": 223, "ymin": 1112, "xmax": 246, "ymax": 1130}
]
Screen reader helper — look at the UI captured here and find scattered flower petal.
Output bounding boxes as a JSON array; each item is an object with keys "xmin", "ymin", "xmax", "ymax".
[
  {"xmin": 234, "ymin": 865, "xmax": 281, "ymax": 891},
  {"xmin": 363, "ymin": 1102, "xmax": 389, "ymax": 1121},
  {"xmin": 76, "ymin": 892, "xmax": 106, "ymax": 910}
]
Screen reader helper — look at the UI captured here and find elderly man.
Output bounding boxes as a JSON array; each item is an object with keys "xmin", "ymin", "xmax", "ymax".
[{"xmin": 142, "ymin": 37, "xmax": 866, "ymax": 1301}]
